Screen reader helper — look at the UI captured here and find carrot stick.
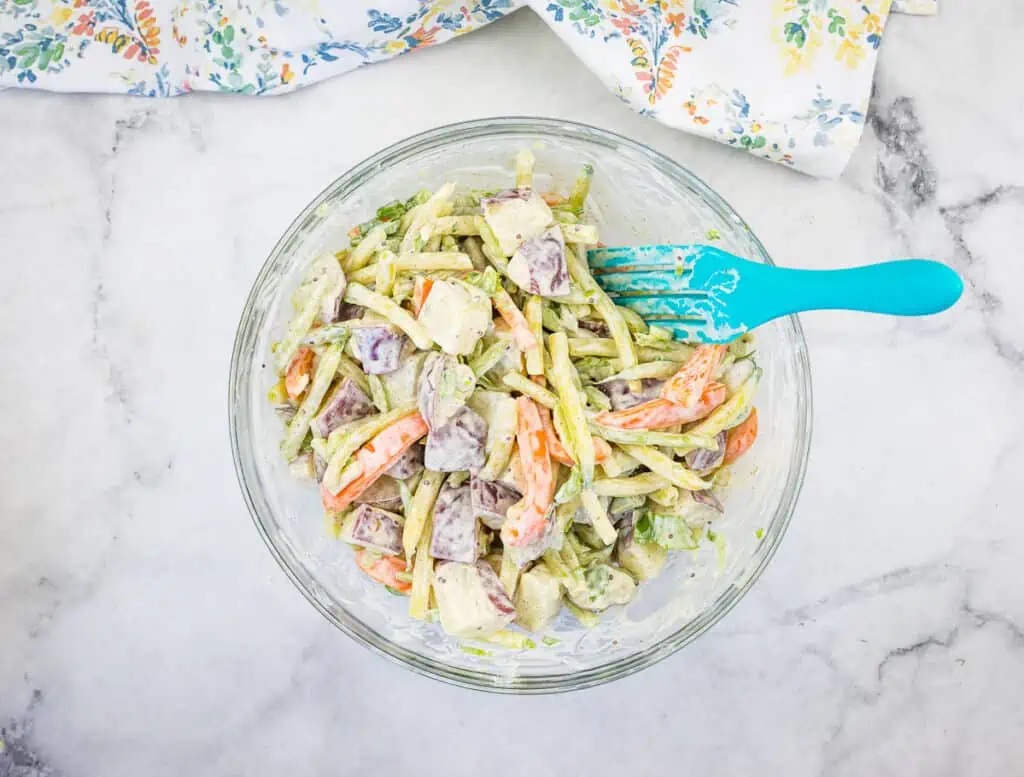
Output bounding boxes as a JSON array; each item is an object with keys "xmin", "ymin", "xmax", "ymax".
[
  {"xmin": 501, "ymin": 397, "xmax": 554, "ymax": 547},
  {"xmin": 538, "ymin": 405, "xmax": 574, "ymax": 467},
  {"xmin": 354, "ymin": 550, "xmax": 411, "ymax": 593},
  {"xmin": 412, "ymin": 276, "xmax": 434, "ymax": 317},
  {"xmin": 493, "ymin": 289, "xmax": 538, "ymax": 355},
  {"xmin": 661, "ymin": 345, "xmax": 726, "ymax": 408},
  {"xmin": 723, "ymin": 408, "xmax": 758, "ymax": 465},
  {"xmin": 284, "ymin": 347, "xmax": 315, "ymax": 400},
  {"xmin": 321, "ymin": 413, "xmax": 429, "ymax": 511},
  {"xmin": 596, "ymin": 383, "xmax": 727, "ymax": 430}
]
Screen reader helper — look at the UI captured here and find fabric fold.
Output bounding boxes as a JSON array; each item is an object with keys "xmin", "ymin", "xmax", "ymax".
[{"xmin": 0, "ymin": 0, "xmax": 936, "ymax": 176}]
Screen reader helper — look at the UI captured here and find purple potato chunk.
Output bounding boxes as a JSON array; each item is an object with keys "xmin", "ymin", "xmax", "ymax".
[
  {"xmin": 611, "ymin": 507, "xmax": 637, "ymax": 527},
  {"xmin": 475, "ymin": 560, "xmax": 516, "ymax": 616},
  {"xmin": 311, "ymin": 377, "xmax": 373, "ymax": 438},
  {"xmin": 598, "ymin": 378, "xmax": 665, "ymax": 411},
  {"xmin": 320, "ymin": 269, "xmax": 349, "ymax": 323},
  {"xmin": 692, "ymin": 489, "xmax": 724, "ymax": 513},
  {"xmin": 417, "ymin": 352, "xmax": 443, "ymax": 428},
  {"xmin": 335, "ymin": 302, "xmax": 363, "ymax": 322},
  {"xmin": 424, "ymin": 406, "xmax": 487, "ymax": 473},
  {"xmin": 608, "ymin": 497, "xmax": 643, "ymax": 526},
  {"xmin": 483, "ymin": 188, "xmax": 531, "ymax": 206},
  {"xmin": 353, "ymin": 476, "xmax": 403, "ymax": 513},
  {"xmin": 433, "ymin": 560, "xmax": 517, "ymax": 637},
  {"xmin": 471, "ymin": 477, "xmax": 523, "ymax": 530},
  {"xmin": 384, "ymin": 444, "xmax": 424, "ymax": 480},
  {"xmin": 430, "ymin": 480, "xmax": 479, "ymax": 563},
  {"xmin": 578, "ymin": 319, "xmax": 610, "ymax": 337},
  {"xmin": 348, "ymin": 504, "xmax": 403, "ymax": 555},
  {"xmin": 313, "ymin": 451, "xmax": 327, "ymax": 482},
  {"xmin": 417, "ymin": 352, "xmax": 474, "ymax": 431},
  {"xmin": 507, "ymin": 226, "xmax": 569, "ymax": 297},
  {"xmin": 353, "ymin": 326, "xmax": 405, "ymax": 374},
  {"xmin": 684, "ymin": 431, "xmax": 727, "ymax": 474}
]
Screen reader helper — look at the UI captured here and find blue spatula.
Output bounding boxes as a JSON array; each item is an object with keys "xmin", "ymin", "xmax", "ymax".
[{"xmin": 586, "ymin": 245, "xmax": 963, "ymax": 343}]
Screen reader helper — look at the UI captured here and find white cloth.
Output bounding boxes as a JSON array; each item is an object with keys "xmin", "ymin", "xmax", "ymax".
[{"xmin": 0, "ymin": 1, "xmax": 936, "ymax": 176}]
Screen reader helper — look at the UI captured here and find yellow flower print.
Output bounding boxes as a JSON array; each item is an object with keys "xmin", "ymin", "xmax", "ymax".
[
  {"xmin": 772, "ymin": 0, "xmax": 825, "ymax": 76},
  {"xmin": 773, "ymin": 0, "xmax": 888, "ymax": 75},
  {"xmin": 836, "ymin": 37, "xmax": 865, "ymax": 68},
  {"xmin": 51, "ymin": 6, "xmax": 73, "ymax": 26},
  {"xmin": 385, "ymin": 40, "xmax": 406, "ymax": 54}
]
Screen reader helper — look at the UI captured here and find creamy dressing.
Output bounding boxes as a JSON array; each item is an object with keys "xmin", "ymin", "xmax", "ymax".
[
  {"xmin": 514, "ymin": 565, "xmax": 563, "ymax": 632},
  {"xmin": 264, "ymin": 143, "xmax": 766, "ymax": 668},
  {"xmin": 433, "ymin": 561, "xmax": 515, "ymax": 638},
  {"xmin": 481, "ymin": 189, "xmax": 554, "ymax": 256},
  {"xmin": 417, "ymin": 280, "xmax": 491, "ymax": 355},
  {"xmin": 566, "ymin": 564, "xmax": 636, "ymax": 612}
]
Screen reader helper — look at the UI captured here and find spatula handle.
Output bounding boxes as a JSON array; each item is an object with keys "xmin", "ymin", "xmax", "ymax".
[{"xmin": 765, "ymin": 260, "xmax": 963, "ymax": 318}]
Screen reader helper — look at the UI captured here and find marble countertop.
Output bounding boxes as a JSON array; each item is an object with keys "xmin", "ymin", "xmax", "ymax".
[{"xmin": 2, "ymin": 4, "xmax": 1021, "ymax": 775}]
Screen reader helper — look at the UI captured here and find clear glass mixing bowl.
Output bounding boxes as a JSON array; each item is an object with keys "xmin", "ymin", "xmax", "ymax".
[{"xmin": 229, "ymin": 117, "xmax": 812, "ymax": 693}]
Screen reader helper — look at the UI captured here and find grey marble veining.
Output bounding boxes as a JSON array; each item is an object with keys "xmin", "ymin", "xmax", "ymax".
[{"xmin": 1, "ymin": 4, "xmax": 1022, "ymax": 776}]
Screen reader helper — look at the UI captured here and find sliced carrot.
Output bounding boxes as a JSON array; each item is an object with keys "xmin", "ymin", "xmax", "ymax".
[
  {"xmin": 517, "ymin": 398, "xmax": 554, "ymax": 507},
  {"xmin": 541, "ymin": 191, "xmax": 567, "ymax": 207},
  {"xmin": 493, "ymin": 289, "xmax": 538, "ymax": 355},
  {"xmin": 535, "ymin": 383, "xmax": 612, "ymax": 466},
  {"xmin": 412, "ymin": 276, "xmax": 434, "ymax": 317},
  {"xmin": 284, "ymin": 347, "xmax": 315, "ymax": 400},
  {"xmin": 661, "ymin": 345, "xmax": 727, "ymax": 409},
  {"xmin": 596, "ymin": 382, "xmax": 728, "ymax": 430},
  {"xmin": 538, "ymin": 405, "xmax": 574, "ymax": 467},
  {"xmin": 321, "ymin": 413, "xmax": 429, "ymax": 511},
  {"xmin": 501, "ymin": 397, "xmax": 554, "ymax": 547},
  {"xmin": 723, "ymin": 408, "xmax": 758, "ymax": 465},
  {"xmin": 354, "ymin": 550, "xmax": 411, "ymax": 593}
]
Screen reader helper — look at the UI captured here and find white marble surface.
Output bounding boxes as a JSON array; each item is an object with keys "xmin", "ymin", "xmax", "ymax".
[{"xmin": 1, "ymin": 4, "xmax": 1022, "ymax": 775}]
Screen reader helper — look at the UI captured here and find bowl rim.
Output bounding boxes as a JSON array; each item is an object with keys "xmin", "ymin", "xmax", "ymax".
[{"xmin": 229, "ymin": 116, "xmax": 813, "ymax": 694}]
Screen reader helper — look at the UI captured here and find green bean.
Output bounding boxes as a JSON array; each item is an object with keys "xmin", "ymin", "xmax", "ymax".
[
  {"xmin": 281, "ymin": 345, "xmax": 343, "ymax": 461},
  {"xmin": 344, "ymin": 283, "xmax": 432, "ymax": 350},
  {"xmin": 619, "ymin": 444, "xmax": 710, "ymax": 491},
  {"xmin": 588, "ymin": 423, "xmax": 718, "ymax": 452},
  {"xmin": 689, "ymin": 368, "xmax": 762, "ymax": 437},
  {"xmin": 342, "ymin": 226, "xmax": 387, "ymax": 273},
  {"xmin": 592, "ymin": 472, "xmax": 671, "ymax": 497},
  {"xmin": 547, "ymin": 332, "xmax": 595, "ymax": 484},
  {"xmin": 568, "ymin": 163, "xmax": 594, "ymax": 213},
  {"xmin": 501, "ymin": 371, "xmax": 558, "ymax": 409}
]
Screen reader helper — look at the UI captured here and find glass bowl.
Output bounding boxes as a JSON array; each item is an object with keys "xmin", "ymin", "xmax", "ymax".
[{"xmin": 229, "ymin": 117, "xmax": 812, "ymax": 694}]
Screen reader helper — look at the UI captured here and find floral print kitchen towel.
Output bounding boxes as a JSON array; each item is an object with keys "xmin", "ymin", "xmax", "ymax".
[{"xmin": 0, "ymin": 1, "xmax": 935, "ymax": 177}]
